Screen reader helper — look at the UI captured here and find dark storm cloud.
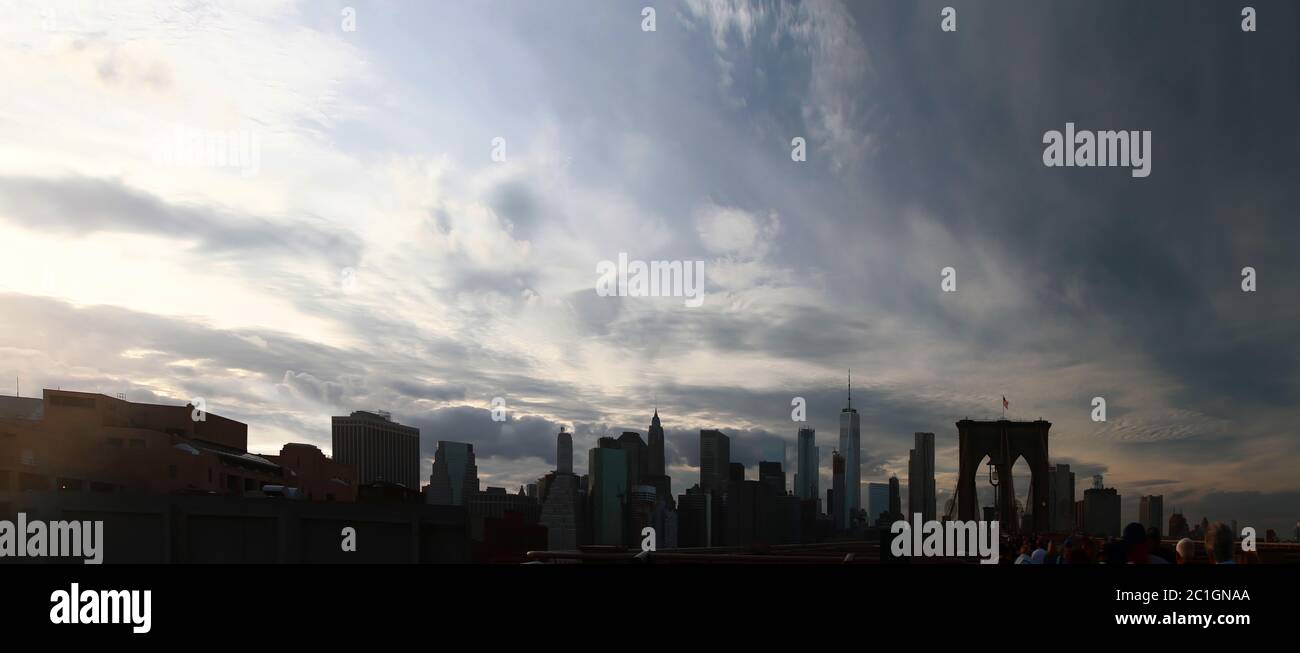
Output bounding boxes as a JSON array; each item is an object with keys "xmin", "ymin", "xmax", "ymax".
[
  {"xmin": 1117, "ymin": 434, "xmax": 1255, "ymax": 467},
  {"xmin": 400, "ymin": 406, "xmax": 561, "ymax": 476},
  {"xmin": 0, "ymin": 294, "xmax": 364, "ymax": 382},
  {"xmin": 842, "ymin": 0, "xmax": 1300, "ymax": 412},
  {"xmin": 1128, "ymin": 479, "xmax": 1180, "ymax": 488},
  {"xmin": 0, "ymin": 175, "xmax": 361, "ymax": 268},
  {"xmin": 387, "ymin": 379, "xmax": 467, "ymax": 402},
  {"xmin": 4, "ymin": 0, "xmax": 1297, "ymax": 536},
  {"xmin": 1050, "ymin": 457, "xmax": 1110, "ymax": 481}
]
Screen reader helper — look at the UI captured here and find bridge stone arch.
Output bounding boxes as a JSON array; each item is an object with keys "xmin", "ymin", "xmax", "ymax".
[{"xmin": 956, "ymin": 419, "xmax": 1051, "ymax": 534}]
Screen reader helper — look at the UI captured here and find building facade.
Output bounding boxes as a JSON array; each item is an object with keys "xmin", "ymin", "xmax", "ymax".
[
  {"xmin": 907, "ymin": 432, "xmax": 936, "ymax": 521},
  {"xmin": 588, "ymin": 444, "xmax": 627, "ymax": 546},
  {"xmin": 1139, "ymin": 495, "xmax": 1164, "ymax": 535},
  {"xmin": 1048, "ymin": 463, "xmax": 1075, "ymax": 533},
  {"xmin": 699, "ymin": 429, "xmax": 730, "ymax": 497},
  {"xmin": 795, "ymin": 427, "xmax": 818, "ymax": 505},
  {"xmin": 331, "ymin": 411, "xmax": 420, "ymax": 490},
  {"xmin": 426, "ymin": 441, "xmax": 480, "ymax": 506},
  {"xmin": 556, "ymin": 427, "xmax": 573, "ymax": 474},
  {"xmin": 0, "ymin": 390, "xmax": 352, "ymax": 504},
  {"xmin": 888, "ymin": 475, "xmax": 902, "ymax": 522},
  {"xmin": 1083, "ymin": 486, "xmax": 1122, "ymax": 538},
  {"xmin": 838, "ymin": 398, "xmax": 861, "ymax": 525},
  {"xmin": 866, "ymin": 482, "xmax": 889, "ymax": 524},
  {"xmin": 831, "ymin": 451, "xmax": 846, "ymax": 531}
]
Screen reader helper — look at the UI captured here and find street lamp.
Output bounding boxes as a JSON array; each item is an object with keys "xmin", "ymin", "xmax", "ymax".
[{"xmin": 988, "ymin": 463, "xmax": 1000, "ymax": 521}]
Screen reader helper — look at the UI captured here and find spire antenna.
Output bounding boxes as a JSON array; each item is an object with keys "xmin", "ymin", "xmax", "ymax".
[{"xmin": 847, "ymin": 368, "xmax": 852, "ymax": 409}]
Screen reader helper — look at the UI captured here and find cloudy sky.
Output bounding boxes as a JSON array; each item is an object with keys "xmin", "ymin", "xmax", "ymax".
[{"xmin": 0, "ymin": 0, "xmax": 1297, "ymax": 535}]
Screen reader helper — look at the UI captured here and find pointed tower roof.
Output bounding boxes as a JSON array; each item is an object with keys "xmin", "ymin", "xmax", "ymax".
[{"xmin": 842, "ymin": 368, "xmax": 856, "ymax": 413}]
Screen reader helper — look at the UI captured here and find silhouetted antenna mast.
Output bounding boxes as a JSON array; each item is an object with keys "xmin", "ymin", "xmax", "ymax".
[{"xmin": 847, "ymin": 368, "xmax": 851, "ymax": 409}]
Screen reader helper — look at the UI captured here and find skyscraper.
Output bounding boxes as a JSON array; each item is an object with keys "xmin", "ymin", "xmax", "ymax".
[
  {"xmin": 647, "ymin": 409, "xmax": 665, "ymax": 477},
  {"xmin": 907, "ymin": 432, "xmax": 936, "ymax": 521},
  {"xmin": 557, "ymin": 426, "xmax": 573, "ymax": 474},
  {"xmin": 1083, "ymin": 485, "xmax": 1122, "ymax": 538},
  {"xmin": 1140, "ymin": 495, "xmax": 1164, "ymax": 535},
  {"xmin": 1048, "ymin": 463, "xmax": 1075, "ymax": 532},
  {"xmin": 539, "ymin": 471, "xmax": 580, "ymax": 550},
  {"xmin": 426, "ymin": 440, "xmax": 480, "ymax": 506},
  {"xmin": 588, "ymin": 444, "xmax": 627, "ymax": 546},
  {"xmin": 700, "ymin": 429, "xmax": 730, "ymax": 496},
  {"xmin": 758, "ymin": 461, "xmax": 786, "ymax": 497},
  {"xmin": 866, "ymin": 482, "xmax": 889, "ymax": 524},
  {"xmin": 838, "ymin": 371, "xmax": 861, "ymax": 527},
  {"xmin": 540, "ymin": 427, "xmax": 580, "ymax": 550},
  {"xmin": 676, "ymin": 485, "xmax": 714, "ymax": 548},
  {"xmin": 331, "ymin": 410, "xmax": 420, "ymax": 489},
  {"xmin": 617, "ymin": 431, "xmax": 647, "ymax": 491},
  {"xmin": 1169, "ymin": 511, "xmax": 1189, "ymax": 539},
  {"xmin": 644, "ymin": 410, "xmax": 672, "ymax": 505},
  {"xmin": 888, "ymin": 475, "xmax": 902, "ymax": 521},
  {"xmin": 831, "ymin": 450, "xmax": 846, "ymax": 532},
  {"xmin": 795, "ymin": 428, "xmax": 819, "ymax": 504}
]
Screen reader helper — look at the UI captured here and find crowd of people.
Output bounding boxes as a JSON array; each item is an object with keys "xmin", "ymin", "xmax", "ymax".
[{"xmin": 1001, "ymin": 521, "xmax": 1255, "ymax": 564}]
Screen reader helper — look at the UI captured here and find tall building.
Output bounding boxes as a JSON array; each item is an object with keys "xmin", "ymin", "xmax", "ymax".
[
  {"xmin": 641, "ymin": 411, "xmax": 673, "ymax": 506},
  {"xmin": 1140, "ymin": 495, "xmax": 1164, "ymax": 535},
  {"xmin": 539, "ymin": 472, "xmax": 580, "ymax": 550},
  {"xmin": 539, "ymin": 426, "xmax": 581, "ymax": 550},
  {"xmin": 651, "ymin": 495, "xmax": 678, "ymax": 549},
  {"xmin": 425, "ymin": 441, "xmax": 480, "ymax": 506},
  {"xmin": 588, "ymin": 444, "xmax": 627, "ymax": 546},
  {"xmin": 794, "ymin": 428, "xmax": 819, "ymax": 504},
  {"xmin": 758, "ymin": 461, "xmax": 785, "ymax": 497},
  {"xmin": 331, "ymin": 410, "xmax": 420, "ymax": 489},
  {"xmin": 647, "ymin": 411, "xmax": 665, "ymax": 470},
  {"xmin": 831, "ymin": 450, "xmax": 846, "ymax": 532},
  {"xmin": 627, "ymin": 484, "xmax": 657, "ymax": 545},
  {"xmin": 729, "ymin": 462, "xmax": 745, "ymax": 482},
  {"xmin": 617, "ymin": 431, "xmax": 647, "ymax": 491},
  {"xmin": 1168, "ymin": 511, "xmax": 1189, "ymax": 539},
  {"xmin": 700, "ymin": 429, "xmax": 730, "ymax": 496},
  {"xmin": 838, "ymin": 372, "xmax": 861, "ymax": 527},
  {"xmin": 907, "ymin": 432, "xmax": 936, "ymax": 521},
  {"xmin": 556, "ymin": 426, "xmax": 572, "ymax": 474},
  {"xmin": 724, "ymin": 478, "xmax": 759, "ymax": 547},
  {"xmin": 1083, "ymin": 486, "xmax": 1121, "ymax": 538},
  {"xmin": 1048, "ymin": 464, "xmax": 1076, "ymax": 533},
  {"xmin": 888, "ymin": 475, "xmax": 902, "ymax": 521},
  {"xmin": 677, "ymin": 485, "xmax": 714, "ymax": 548},
  {"xmin": 866, "ymin": 482, "xmax": 889, "ymax": 524}
]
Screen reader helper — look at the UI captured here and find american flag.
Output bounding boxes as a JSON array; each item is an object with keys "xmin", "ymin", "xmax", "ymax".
[{"xmin": 1002, "ymin": 396, "xmax": 1009, "ymax": 410}]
